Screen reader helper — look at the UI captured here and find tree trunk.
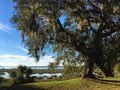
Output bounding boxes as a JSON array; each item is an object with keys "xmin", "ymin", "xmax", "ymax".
[
  {"xmin": 100, "ymin": 65, "xmax": 114, "ymax": 78},
  {"xmin": 81, "ymin": 33, "xmax": 101, "ymax": 79},
  {"xmin": 81, "ymin": 56, "xmax": 96, "ymax": 78}
]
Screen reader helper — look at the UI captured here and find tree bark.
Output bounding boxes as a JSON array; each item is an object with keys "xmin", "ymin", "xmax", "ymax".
[
  {"xmin": 81, "ymin": 33, "xmax": 102, "ymax": 79},
  {"xmin": 100, "ymin": 65, "xmax": 114, "ymax": 78},
  {"xmin": 81, "ymin": 56, "xmax": 96, "ymax": 78}
]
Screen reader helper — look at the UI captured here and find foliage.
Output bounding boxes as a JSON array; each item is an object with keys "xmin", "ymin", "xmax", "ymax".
[
  {"xmin": 48, "ymin": 62, "xmax": 57, "ymax": 73},
  {"xmin": 9, "ymin": 71, "xmax": 17, "ymax": 79},
  {"xmin": 62, "ymin": 65, "xmax": 83, "ymax": 79},
  {"xmin": 0, "ymin": 77, "xmax": 4, "ymax": 83},
  {"xmin": 114, "ymin": 63, "xmax": 120, "ymax": 73},
  {"xmin": 10, "ymin": 65, "xmax": 34, "ymax": 84},
  {"xmin": 48, "ymin": 58, "xmax": 83, "ymax": 79},
  {"xmin": 17, "ymin": 65, "xmax": 27, "ymax": 78},
  {"xmin": 12, "ymin": 0, "xmax": 120, "ymax": 78}
]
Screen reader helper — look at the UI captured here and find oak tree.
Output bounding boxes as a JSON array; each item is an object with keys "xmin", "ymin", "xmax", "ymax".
[{"xmin": 12, "ymin": 0, "xmax": 120, "ymax": 78}]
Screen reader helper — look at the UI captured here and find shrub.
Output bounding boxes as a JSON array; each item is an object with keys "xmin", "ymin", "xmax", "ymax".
[
  {"xmin": 0, "ymin": 77, "xmax": 4, "ymax": 83},
  {"xmin": 9, "ymin": 65, "xmax": 34, "ymax": 85},
  {"xmin": 9, "ymin": 71, "xmax": 17, "ymax": 79}
]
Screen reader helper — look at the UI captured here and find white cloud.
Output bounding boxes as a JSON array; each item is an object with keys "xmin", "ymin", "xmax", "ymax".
[
  {"xmin": 0, "ymin": 22, "xmax": 13, "ymax": 32},
  {"xmin": 0, "ymin": 54, "xmax": 55, "ymax": 66},
  {"xmin": 15, "ymin": 46, "xmax": 28, "ymax": 53}
]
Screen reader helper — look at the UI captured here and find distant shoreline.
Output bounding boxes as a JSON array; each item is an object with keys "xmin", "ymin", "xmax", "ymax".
[{"xmin": 0, "ymin": 66, "xmax": 64, "ymax": 69}]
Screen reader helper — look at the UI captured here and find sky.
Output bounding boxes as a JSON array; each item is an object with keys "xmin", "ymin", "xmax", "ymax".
[{"xmin": 0, "ymin": 0, "xmax": 55, "ymax": 66}]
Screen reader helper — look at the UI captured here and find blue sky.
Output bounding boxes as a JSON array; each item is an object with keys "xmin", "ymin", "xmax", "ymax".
[{"xmin": 0, "ymin": 0, "xmax": 54, "ymax": 66}]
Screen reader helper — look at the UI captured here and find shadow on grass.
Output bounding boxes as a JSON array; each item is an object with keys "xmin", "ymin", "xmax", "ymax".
[
  {"xmin": 0, "ymin": 85, "xmax": 46, "ymax": 90},
  {"xmin": 1, "ymin": 78, "xmax": 120, "ymax": 90},
  {"xmin": 94, "ymin": 78, "xmax": 120, "ymax": 86}
]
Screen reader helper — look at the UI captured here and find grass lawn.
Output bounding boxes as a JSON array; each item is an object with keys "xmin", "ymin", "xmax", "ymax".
[{"xmin": 1, "ymin": 78, "xmax": 120, "ymax": 90}]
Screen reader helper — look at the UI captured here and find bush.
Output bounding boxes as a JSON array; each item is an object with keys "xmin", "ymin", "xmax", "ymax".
[
  {"xmin": 62, "ymin": 65, "xmax": 83, "ymax": 80},
  {"xmin": 9, "ymin": 65, "xmax": 34, "ymax": 85},
  {"xmin": 48, "ymin": 75, "xmax": 58, "ymax": 80},
  {"xmin": 9, "ymin": 71, "xmax": 17, "ymax": 79},
  {"xmin": 0, "ymin": 77, "xmax": 4, "ymax": 83}
]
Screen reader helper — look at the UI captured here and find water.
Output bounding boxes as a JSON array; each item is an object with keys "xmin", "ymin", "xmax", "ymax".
[
  {"xmin": 0, "ymin": 72, "xmax": 10, "ymax": 79},
  {"xmin": 0, "ymin": 66, "xmax": 64, "ymax": 69},
  {"xmin": 0, "ymin": 72, "xmax": 62, "ymax": 79},
  {"xmin": 0, "ymin": 66, "xmax": 17, "ymax": 69},
  {"xmin": 30, "ymin": 73, "xmax": 62, "ymax": 77}
]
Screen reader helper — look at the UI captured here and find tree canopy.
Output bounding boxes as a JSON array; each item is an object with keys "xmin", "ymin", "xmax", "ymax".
[{"xmin": 12, "ymin": 0, "xmax": 120, "ymax": 78}]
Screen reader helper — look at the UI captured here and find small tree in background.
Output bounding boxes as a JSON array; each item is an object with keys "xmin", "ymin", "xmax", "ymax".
[
  {"xmin": 10, "ymin": 65, "xmax": 33, "ymax": 84},
  {"xmin": 48, "ymin": 62, "xmax": 59, "ymax": 73},
  {"xmin": 17, "ymin": 65, "xmax": 27, "ymax": 78},
  {"xmin": 9, "ymin": 71, "xmax": 17, "ymax": 80},
  {"xmin": 25, "ymin": 68, "xmax": 33, "ymax": 79},
  {"xmin": 0, "ymin": 77, "xmax": 4, "ymax": 83},
  {"xmin": 62, "ymin": 65, "xmax": 83, "ymax": 80}
]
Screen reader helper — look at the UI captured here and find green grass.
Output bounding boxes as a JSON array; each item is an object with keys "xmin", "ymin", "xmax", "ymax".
[
  {"xmin": 0, "ymin": 79, "xmax": 13, "ymax": 87},
  {"xmin": 2, "ymin": 78, "xmax": 120, "ymax": 90}
]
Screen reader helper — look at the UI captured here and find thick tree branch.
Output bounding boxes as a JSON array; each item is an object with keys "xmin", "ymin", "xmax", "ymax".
[{"xmin": 57, "ymin": 18, "xmax": 90, "ymax": 55}]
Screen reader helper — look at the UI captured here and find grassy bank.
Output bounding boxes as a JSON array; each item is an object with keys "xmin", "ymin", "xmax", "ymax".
[{"xmin": 1, "ymin": 78, "xmax": 120, "ymax": 90}]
